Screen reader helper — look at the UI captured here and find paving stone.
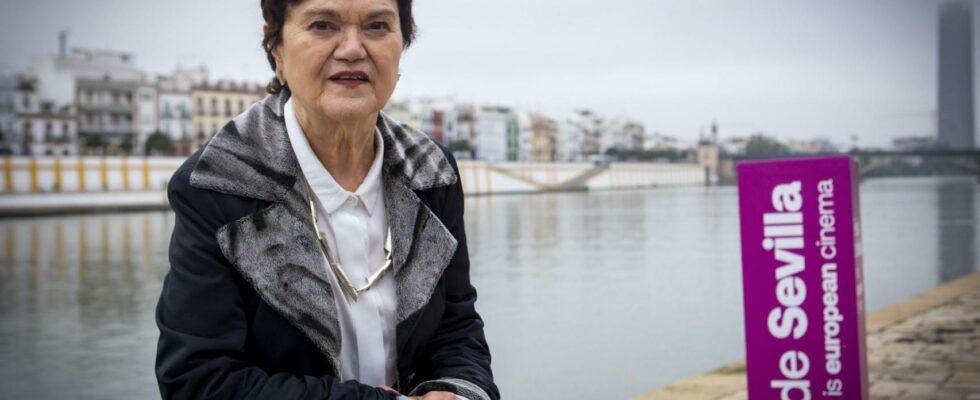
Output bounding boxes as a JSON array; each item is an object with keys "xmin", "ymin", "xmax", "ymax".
[
  {"xmin": 899, "ymin": 368, "xmax": 951, "ymax": 383},
  {"xmin": 633, "ymin": 276, "xmax": 980, "ymax": 400},
  {"xmin": 899, "ymin": 381, "xmax": 949, "ymax": 396},
  {"xmin": 945, "ymin": 383, "xmax": 980, "ymax": 396},
  {"xmin": 715, "ymin": 390, "xmax": 748, "ymax": 400},
  {"xmin": 949, "ymin": 371, "xmax": 980, "ymax": 385},
  {"xmin": 872, "ymin": 380, "xmax": 924, "ymax": 397},
  {"xmin": 896, "ymin": 393, "xmax": 964, "ymax": 400},
  {"xmin": 952, "ymin": 360, "xmax": 980, "ymax": 371}
]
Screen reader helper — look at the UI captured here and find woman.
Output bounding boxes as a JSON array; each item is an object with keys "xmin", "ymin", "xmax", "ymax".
[{"xmin": 154, "ymin": 1, "xmax": 498, "ymax": 399}]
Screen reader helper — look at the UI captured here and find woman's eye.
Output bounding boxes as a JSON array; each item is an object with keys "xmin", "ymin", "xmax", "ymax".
[
  {"xmin": 366, "ymin": 22, "xmax": 390, "ymax": 31},
  {"xmin": 310, "ymin": 21, "xmax": 333, "ymax": 31}
]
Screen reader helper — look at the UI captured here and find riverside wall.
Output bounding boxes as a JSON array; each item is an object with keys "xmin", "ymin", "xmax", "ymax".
[{"xmin": 0, "ymin": 157, "xmax": 709, "ymax": 216}]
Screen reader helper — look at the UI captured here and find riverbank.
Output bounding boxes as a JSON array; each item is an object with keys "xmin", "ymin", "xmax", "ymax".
[
  {"xmin": 634, "ymin": 270, "xmax": 980, "ymax": 400},
  {"xmin": 0, "ymin": 191, "xmax": 170, "ymax": 217},
  {"xmin": 0, "ymin": 156, "xmax": 708, "ymax": 196},
  {"xmin": 0, "ymin": 157, "xmax": 709, "ymax": 217}
]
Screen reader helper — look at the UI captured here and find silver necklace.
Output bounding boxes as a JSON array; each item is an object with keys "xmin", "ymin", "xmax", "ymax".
[{"xmin": 301, "ymin": 175, "xmax": 392, "ymax": 302}]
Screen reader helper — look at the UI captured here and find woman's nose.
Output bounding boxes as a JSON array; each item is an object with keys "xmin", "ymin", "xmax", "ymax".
[{"xmin": 334, "ymin": 28, "xmax": 367, "ymax": 62}]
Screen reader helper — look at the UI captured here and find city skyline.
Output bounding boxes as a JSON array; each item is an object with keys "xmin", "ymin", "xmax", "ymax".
[{"xmin": 1, "ymin": 0, "xmax": 979, "ymax": 148}]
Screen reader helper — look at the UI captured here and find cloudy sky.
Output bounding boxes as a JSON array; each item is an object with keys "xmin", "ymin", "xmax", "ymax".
[{"xmin": 1, "ymin": 0, "xmax": 977, "ymax": 147}]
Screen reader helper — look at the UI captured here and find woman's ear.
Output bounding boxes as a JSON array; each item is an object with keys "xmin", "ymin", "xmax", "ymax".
[{"xmin": 263, "ymin": 23, "xmax": 284, "ymax": 69}]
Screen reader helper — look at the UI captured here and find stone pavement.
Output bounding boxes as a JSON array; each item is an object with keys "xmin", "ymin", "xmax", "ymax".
[{"xmin": 634, "ymin": 271, "xmax": 980, "ymax": 400}]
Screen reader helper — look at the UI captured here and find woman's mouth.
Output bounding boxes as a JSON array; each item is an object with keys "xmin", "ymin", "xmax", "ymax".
[{"xmin": 329, "ymin": 71, "xmax": 370, "ymax": 88}]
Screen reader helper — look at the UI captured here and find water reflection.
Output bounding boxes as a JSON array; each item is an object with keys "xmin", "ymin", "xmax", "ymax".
[
  {"xmin": 938, "ymin": 179, "xmax": 976, "ymax": 282},
  {"xmin": 0, "ymin": 212, "xmax": 173, "ymax": 400},
  {"xmin": 0, "ymin": 177, "xmax": 977, "ymax": 400}
]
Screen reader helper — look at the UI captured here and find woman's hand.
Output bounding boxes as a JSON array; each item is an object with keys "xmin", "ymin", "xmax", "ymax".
[
  {"xmin": 413, "ymin": 392, "xmax": 458, "ymax": 400},
  {"xmin": 378, "ymin": 385, "xmax": 459, "ymax": 400}
]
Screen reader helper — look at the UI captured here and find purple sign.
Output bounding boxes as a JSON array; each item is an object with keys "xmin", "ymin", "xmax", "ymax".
[{"xmin": 737, "ymin": 156, "xmax": 868, "ymax": 400}]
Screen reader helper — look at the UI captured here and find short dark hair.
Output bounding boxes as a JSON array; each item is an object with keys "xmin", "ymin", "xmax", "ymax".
[{"xmin": 260, "ymin": 0, "xmax": 416, "ymax": 94}]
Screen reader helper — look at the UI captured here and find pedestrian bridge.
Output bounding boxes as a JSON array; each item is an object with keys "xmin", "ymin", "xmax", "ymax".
[
  {"xmin": 851, "ymin": 150, "xmax": 980, "ymax": 178},
  {"xmin": 719, "ymin": 150, "xmax": 980, "ymax": 183}
]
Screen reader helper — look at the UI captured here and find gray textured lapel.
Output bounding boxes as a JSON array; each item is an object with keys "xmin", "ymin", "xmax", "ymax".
[
  {"xmin": 214, "ymin": 200, "xmax": 344, "ymax": 370},
  {"xmin": 188, "ymin": 89, "xmax": 460, "ymax": 372},
  {"xmin": 382, "ymin": 172, "xmax": 458, "ymax": 324}
]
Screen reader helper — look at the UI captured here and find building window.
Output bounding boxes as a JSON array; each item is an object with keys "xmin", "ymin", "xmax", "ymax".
[
  {"xmin": 22, "ymin": 94, "xmax": 30, "ymax": 109},
  {"xmin": 211, "ymin": 98, "xmax": 218, "ymax": 117},
  {"xmin": 22, "ymin": 121, "xmax": 32, "ymax": 142},
  {"xmin": 225, "ymin": 99, "xmax": 232, "ymax": 117},
  {"xmin": 197, "ymin": 98, "xmax": 204, "ymax": 116},
  {"xmin": 238, "ymin": 100, "xmax": 245, "ymax": 114}
]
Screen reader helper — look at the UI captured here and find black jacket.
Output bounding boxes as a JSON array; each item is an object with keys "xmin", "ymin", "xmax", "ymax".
[{"xmin": 155, "ymin": 90, "xmax": 499, "ymax": 400}]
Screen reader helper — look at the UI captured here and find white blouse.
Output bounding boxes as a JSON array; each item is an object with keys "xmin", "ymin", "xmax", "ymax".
[{"xmin": 284, "ymin": 99, "xmax": 398, "ymax": 387}]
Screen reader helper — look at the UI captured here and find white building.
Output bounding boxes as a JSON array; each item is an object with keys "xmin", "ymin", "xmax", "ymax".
[
  {"xmin": 513, "ymin": 111, "xmax": 535, "ymax": 161},
  {"xmin": 785, "ymin": 138, "xmax": 839, "ymax": 154},
  {"xmin": 158, "ymin": 91, "xmax": 191, "ymax": 139},
  {"xmin": 76, "ymin": 77, "xmax": 139, "ymax": 154},
  {"xmin": 473, "ymin": 106, "xmax": 515, "ymax": 162},
  {"xmin": 720, "ymin": 136, "xmax": 749, "ymax": 156},
  {"xmin": 157, "ymin": 67, "xmax": 208, "ymax": 154},
  {"xmin": 455, "ymin": 103, "xmax": 476, "ymax": 146},
  {"xmin": 30, "ymin": 47, "xmax": 144, "ymax": 108},
  {"xmin": 555, "ymin": 118, "xmax": 584, "ymax": 162},
  {"xmin": 384, "ymin": 98, "xmax": 459, "ymax": 145},
  {"xmin": 28, "ymin": 43, "xmax": 147, "ymax": 155},
  {"xmin": 645, "ymin": 132, "xmax": 693, "ymax": 151},
  {"xmin": 135, "ymin": 82, "xmax": 158, "ymax": 154},
  {"xmin": 568, "ymin": 109, "xmax": 602, "ymax": 160},
  {"xmin": 418, "ymin": 99, "xmax": 458, "ymax": 145},
  {"xmin": 16, "ymin": 77, "xmax": 77, "ymax": 156},
  {"xmin": 601, "ymin": 117, "xmax": 644, "ymax": 154},
  {"xmin": 0, "ymin": 76, "xmax": 17, "ymax": 154},
  {"xmin": 383, "ymin": 100, "xmax": 423, "ymax": 131}
]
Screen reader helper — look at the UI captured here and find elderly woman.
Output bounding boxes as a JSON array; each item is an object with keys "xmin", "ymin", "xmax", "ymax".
[{"xmin": 154, "ymin": 0, "xmax": 498, "ymax": 399}]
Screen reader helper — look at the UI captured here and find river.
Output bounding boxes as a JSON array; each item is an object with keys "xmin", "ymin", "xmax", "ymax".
[{"xmin": 0, "ymin": 176, "xmax": 976, "ymax": 399}]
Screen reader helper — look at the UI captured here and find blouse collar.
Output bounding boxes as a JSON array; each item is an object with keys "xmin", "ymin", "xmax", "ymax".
[{"xmin": 284, "ymin": 98, "xmax": 384, "ymax": 216}]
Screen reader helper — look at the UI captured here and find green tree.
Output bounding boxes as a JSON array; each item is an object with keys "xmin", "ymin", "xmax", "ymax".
[
  {"xmin": 145, "ymin": 131, "xmax": 173, "ymax": 155},
  {"xmin": 83, "ymin": 133, "xmax": 106, "ymax": 150},
  {"xmin": 120, "ymin": 138, "xmax": 134, "ymax": 155},
  {"xmin": 447, "ymin": 139, "xmax": 472, "ymax": 152},
  {"xmin": 744, "ymin": 135, "xmax": 790, "ymax": 157},
  {"xmin": 606, "ymin": 147, "xmax": 686, "ymax": 162}
]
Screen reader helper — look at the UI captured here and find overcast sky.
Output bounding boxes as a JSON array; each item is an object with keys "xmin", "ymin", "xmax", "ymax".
[{"xmin": 1, "ymin": 0, "xmax": 978, "ymax": 147}]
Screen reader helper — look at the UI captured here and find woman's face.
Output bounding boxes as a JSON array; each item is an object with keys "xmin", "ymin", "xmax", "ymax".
[{"xmin": 273, "ymin": 0, "xmax": 403, "ymax": 123}]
